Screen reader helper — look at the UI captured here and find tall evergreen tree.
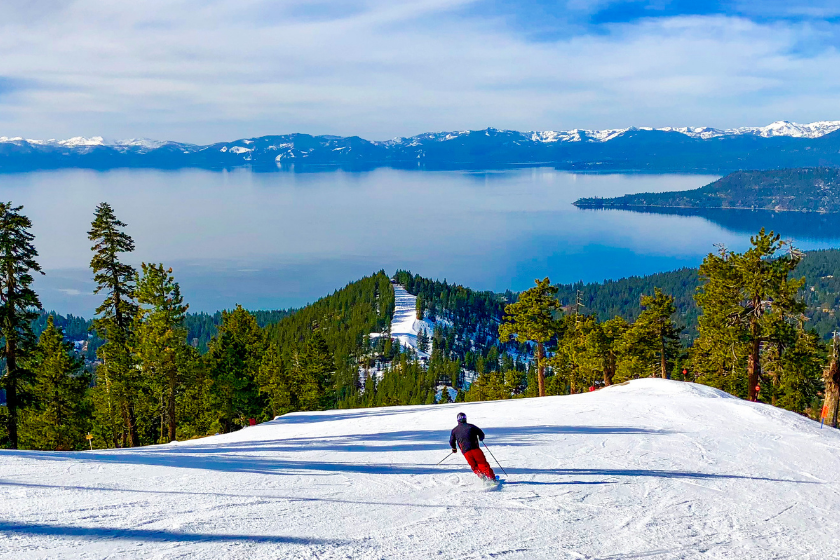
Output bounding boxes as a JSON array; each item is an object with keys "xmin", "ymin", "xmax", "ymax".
[
  {"xmin": 0, "ymin": 203, "xmax": 43, "ymax": 449},
  {"xmin": 586, "ymin": 316, "xmax": 628, "ymax": 386},
  {"xmin": 630, "ymin": 289, "xmax": 681, "ymax": 379},
  {"xmin": 294, "ymin": 331, "xmax": 335, "ymax": 410},
  {"xmin": 256, "ymin": 343, "xmax": 291, "ymax": 418},
  {"xmin": 19, "ymin": 317, "xmax": 90, "ymax": 450},
  {"xmin": 694, "ymin": 230, "xmax": 804, "ymax": 401},
  {"xmin": 823, "ymin": 335, "xmax": 840, "ymax": 428},
  {"xmin": 499, "ymin": 278, "xmax": 559, "ymax": 397},
  {"xmin": 88, "ymin": 202, "xmax": 140, "ymax": 447},
  {"xmin": 206, "ymin": 305, "xmax": 265, "ymax": 432},
  {"xmin": 135, "ymin": 263, "xmax": 189, "ymax": 442}
]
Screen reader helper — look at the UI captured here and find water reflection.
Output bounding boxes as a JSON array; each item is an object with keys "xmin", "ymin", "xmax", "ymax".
[
  {"xmin": 580, "ymin": 207, "xmax": 840, "ymax": 241},
  {"xmin": 1, "ymin": 167, "xmax": 836, "ymax": 316}
]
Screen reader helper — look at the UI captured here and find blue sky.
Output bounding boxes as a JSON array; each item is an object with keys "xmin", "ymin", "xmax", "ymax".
[{"xmin": 0, "ymin": 0, "xmax": 838, "ymax": 143}]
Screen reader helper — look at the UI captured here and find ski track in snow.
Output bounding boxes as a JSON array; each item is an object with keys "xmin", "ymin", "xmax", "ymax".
[{"xmin": 2, "ymin": 379, "xmax": 840, "ymax": 559}]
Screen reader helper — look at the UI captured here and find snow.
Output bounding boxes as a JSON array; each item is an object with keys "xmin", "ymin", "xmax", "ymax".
[
  {"xmin": 388, "ymin": 285, "xmax": 430, "ymax": 356},
  {"xmin": 1, "ymin": 379, "xmax": 838, "ymax": 559},
  {"xmin": 508, "ymin": 120, "xmax": 840, "ymax": 144},
  {"xmin": 4, "ymin": 120, "xmax": 839, "ymax": 152},
  {"xmin": 111, "ymin": 138, "xmax": 167, "ymax": 150},
  {"xmin": 55, "ymin": 136, "xmax": 106, "ymax": 147},
  {"xmin": 370, "ymin": 284, "xmax": 432, "ymax": 358}
]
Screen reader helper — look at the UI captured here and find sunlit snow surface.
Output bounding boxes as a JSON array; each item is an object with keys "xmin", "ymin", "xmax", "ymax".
[{"xmin": 1, "ymin": 379, "xmax": 839, "ymax": 559}]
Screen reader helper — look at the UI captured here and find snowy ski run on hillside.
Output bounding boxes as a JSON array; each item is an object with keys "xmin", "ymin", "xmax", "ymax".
[
  {"xmin": 1, "ymin": 379, "xmax": 839, "ymax": 559},
  {"xmin": 370, "ymin": 284, "xmax": 432, "ymax": 358}
]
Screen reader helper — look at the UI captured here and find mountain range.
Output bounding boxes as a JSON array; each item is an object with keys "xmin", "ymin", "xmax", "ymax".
[{"xmin": 2, "ymin": 120, "xmax": 840, "ymax": 172}]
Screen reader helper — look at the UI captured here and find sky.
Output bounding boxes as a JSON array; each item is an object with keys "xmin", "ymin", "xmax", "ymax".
[{"xmin": 0, "ymin": 0, "xmax": 839, "ymax": 143}]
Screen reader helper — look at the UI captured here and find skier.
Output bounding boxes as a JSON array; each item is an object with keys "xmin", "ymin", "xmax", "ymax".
[{"xmin": 449, "ymin": 412, "xmax": 496, "ymax": 481}]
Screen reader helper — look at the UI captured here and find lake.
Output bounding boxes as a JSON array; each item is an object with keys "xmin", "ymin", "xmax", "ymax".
[{"xmin": 5, "ymin": 167, "xmax": 840, "ymax": 317}]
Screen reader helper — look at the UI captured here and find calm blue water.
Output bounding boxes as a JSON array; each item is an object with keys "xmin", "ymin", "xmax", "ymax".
[{"xmin": 3, "ymin": 167, "xmax": 839, "ymax": 316}]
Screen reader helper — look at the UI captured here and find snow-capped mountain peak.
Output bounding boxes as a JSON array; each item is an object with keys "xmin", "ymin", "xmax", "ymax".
[
  {"xmin": 519, "ymin": 120, "xmax": 840, "ymax": 144},
  {"xmin": 55, "ymin": 136, "xmax": 106, "ymax": 147},
  {"xmin": 3, "ymin": 120, "xmax": 839, "ymax": 150}
]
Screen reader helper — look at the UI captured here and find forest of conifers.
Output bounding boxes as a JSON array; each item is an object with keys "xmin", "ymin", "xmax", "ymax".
[{"xmin": 2, "ymin": 201, "xmax": 840, "ymax": 452}]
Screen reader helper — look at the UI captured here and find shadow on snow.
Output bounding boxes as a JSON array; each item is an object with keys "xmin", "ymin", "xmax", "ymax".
[
  {"xmin": 1, "ymin": 424, "xmax": 816, "ymax": 484},
  {"xmin": 0, "ymin": 520, "xmax": 347, "ymax": 545}
]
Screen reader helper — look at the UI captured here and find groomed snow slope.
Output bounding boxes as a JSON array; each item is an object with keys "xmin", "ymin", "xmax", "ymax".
[
  {"xmin": 371, "ymin": 284, "xmax": 432, "ymax": 357},
  {"xmin": 2, "ymin": 379, "xmax": 839, "ymax": 559}
]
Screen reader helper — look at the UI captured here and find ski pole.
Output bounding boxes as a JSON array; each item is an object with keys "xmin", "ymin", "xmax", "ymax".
[
  {"xmin": 436, "ymin": 451, "xmax": 455, "ymax": 466},
  {"xmin": 482, "ymin": 441, "xmax": 507, "ymax": 477}
]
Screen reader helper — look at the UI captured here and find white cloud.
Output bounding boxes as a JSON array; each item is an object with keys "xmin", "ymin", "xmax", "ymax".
[
  {"xmin": 0, "ymin": 1, "xmax": 837, "ymax": 142},
  {"xmin": 57, "ymin": 288, "xmax": 83, "ymax": 296}
]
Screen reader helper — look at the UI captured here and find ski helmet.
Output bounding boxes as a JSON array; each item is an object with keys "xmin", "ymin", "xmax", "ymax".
[{"xmin": 457, "ymin": 412, "xmax": 467, "ymax": 423}]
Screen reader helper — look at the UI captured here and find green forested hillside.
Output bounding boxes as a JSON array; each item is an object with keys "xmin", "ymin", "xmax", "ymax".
[
  {"xmin": 31, "ymin": 308, "xmax": 296, "ymax": 359},
  {"xmin": 264, "ymin": 272, "xmax": 395, "ymax": 403},
  {"xmin": 575, "ymin": 168, "xmax": 840, "ymax": 212},
  {"xmin": 555, "ymin": 268, "xmax": 700, "ymax": 341},
  {"xmin": 552, "ymin": 248, "xmax": 840, "ymax": 341}
]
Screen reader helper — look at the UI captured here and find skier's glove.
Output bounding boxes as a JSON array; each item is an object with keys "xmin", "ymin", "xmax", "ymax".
[{"xmin": 451, "ymin": 448, "xmax": 457, "ymax": 453}]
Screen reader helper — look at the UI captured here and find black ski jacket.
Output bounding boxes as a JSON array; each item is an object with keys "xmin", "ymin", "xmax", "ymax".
[{"xmin": 450, "ymin": 423, "xmax": 485, "ymax": 453}]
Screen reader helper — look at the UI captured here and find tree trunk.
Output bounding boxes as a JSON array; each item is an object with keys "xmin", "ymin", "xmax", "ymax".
[
  {"xmin": 168, "ymin": 372, "xmax": 177, "ymax": 442},
  {"xmin": 747, "ymin": 319, "xmax": 760, "ymax": 401},
  {"xmin": 123, "ymin": 402, "xmax": 139, "ymax": 447},
  {"xmin": 5, "ymin": 374, "xmax": 17, "ymax": 449},
  {"xmin": 603, "ymin": 361, "xmax": 614, "ymax": 386},
  {"xmin": 5, "ymin": 272, "xmax": 18, "ymax": 449},
  {"xmin": 823, "ymin": 355, "xmax": 840, "ymax": 428},
  {"xmin": 537, "ymin": 341, "xmax": 545, "ymax": 397},
  {"xmin": 660, "ymin": 335, "xmax": 668, "ymax": 379}
]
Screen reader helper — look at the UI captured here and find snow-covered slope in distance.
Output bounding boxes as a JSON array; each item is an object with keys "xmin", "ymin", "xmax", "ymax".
[
  {"xmin": 1, "ymin": 379, "xmax": 838, "ymax": 559},
  {"xmin": 387, "ymin": 120, "xmax": 840, "ymax": 145},
  {"xmin": 370, "ymin": 284, "xmax": 433, "ymax": 358}
]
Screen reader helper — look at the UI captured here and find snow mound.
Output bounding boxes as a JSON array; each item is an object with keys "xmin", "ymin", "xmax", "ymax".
[{"xmin": 1, "ymin": 380, "xmax": 839, "ymax": 559}]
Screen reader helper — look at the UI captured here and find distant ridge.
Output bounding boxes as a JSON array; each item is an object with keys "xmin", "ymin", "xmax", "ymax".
[{"xmin": 2, "ymin": 120, "xmax": 840, "ymax": 172}]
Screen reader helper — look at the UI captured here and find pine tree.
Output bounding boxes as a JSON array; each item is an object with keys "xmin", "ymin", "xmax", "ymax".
[
  {"xmin": 417, "ymin": 329, "xmax": 429, "ymax": 353},
  {"xmin": 822, "ymin": 335, "xmax": 840, "ymax": 428},
  {"xmin": 296, "ymin": 331, "xmax": 335, "ymax": 410},
  {"xmin": 629, "ymin": 289, "xmax": 681, "ymax": 379},
  {"xmin": 135, "ymin": 263, "xmax": 189, "ymax": 442},
  {"xmin": 88, "ymin": 202, "xmax": 139, "ymax": 447},
  {"xmin": 499, "ymin": 278, "xmax": 560, "ymax": 397},
  {"xmin": 586, "ymin": 316, "xmax": 628, "ymax": 386},
  {"xmin": 694, "ymin": 230, "xmax": 804, "ymax": 401},
  {"xmin": 255, "ymin": 344, "xmax": 291, "ymax": 418},
  {"xmin": 0, "ymin": 203, "xmax": 43, "ymax": 449},
  {"xmin": 206, "ymin": 305, "xmax": 265, "ymax": 432},
  {"xmin": 19, "ymin": 317, "xmax": 90, "ymax": 450},
  {"xmin": 776, "ymin": 325, "xmax": 824, "ymax": 413}
]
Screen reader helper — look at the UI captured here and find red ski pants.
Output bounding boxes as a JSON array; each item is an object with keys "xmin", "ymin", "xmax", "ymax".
[{"xmin": 463, "ymin": 448, "xmax": 495, "ymax": 480}]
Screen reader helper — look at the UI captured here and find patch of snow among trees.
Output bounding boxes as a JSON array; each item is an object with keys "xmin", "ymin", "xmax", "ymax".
[{"xmin": 371, "ymin": 284, "xmax": 432, "ymax": 358}]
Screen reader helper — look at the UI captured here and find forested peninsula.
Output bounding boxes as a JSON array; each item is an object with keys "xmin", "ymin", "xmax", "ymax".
[{"xmin": 574, "ymin": 168, "xmax": 840, "ymax": 213}]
